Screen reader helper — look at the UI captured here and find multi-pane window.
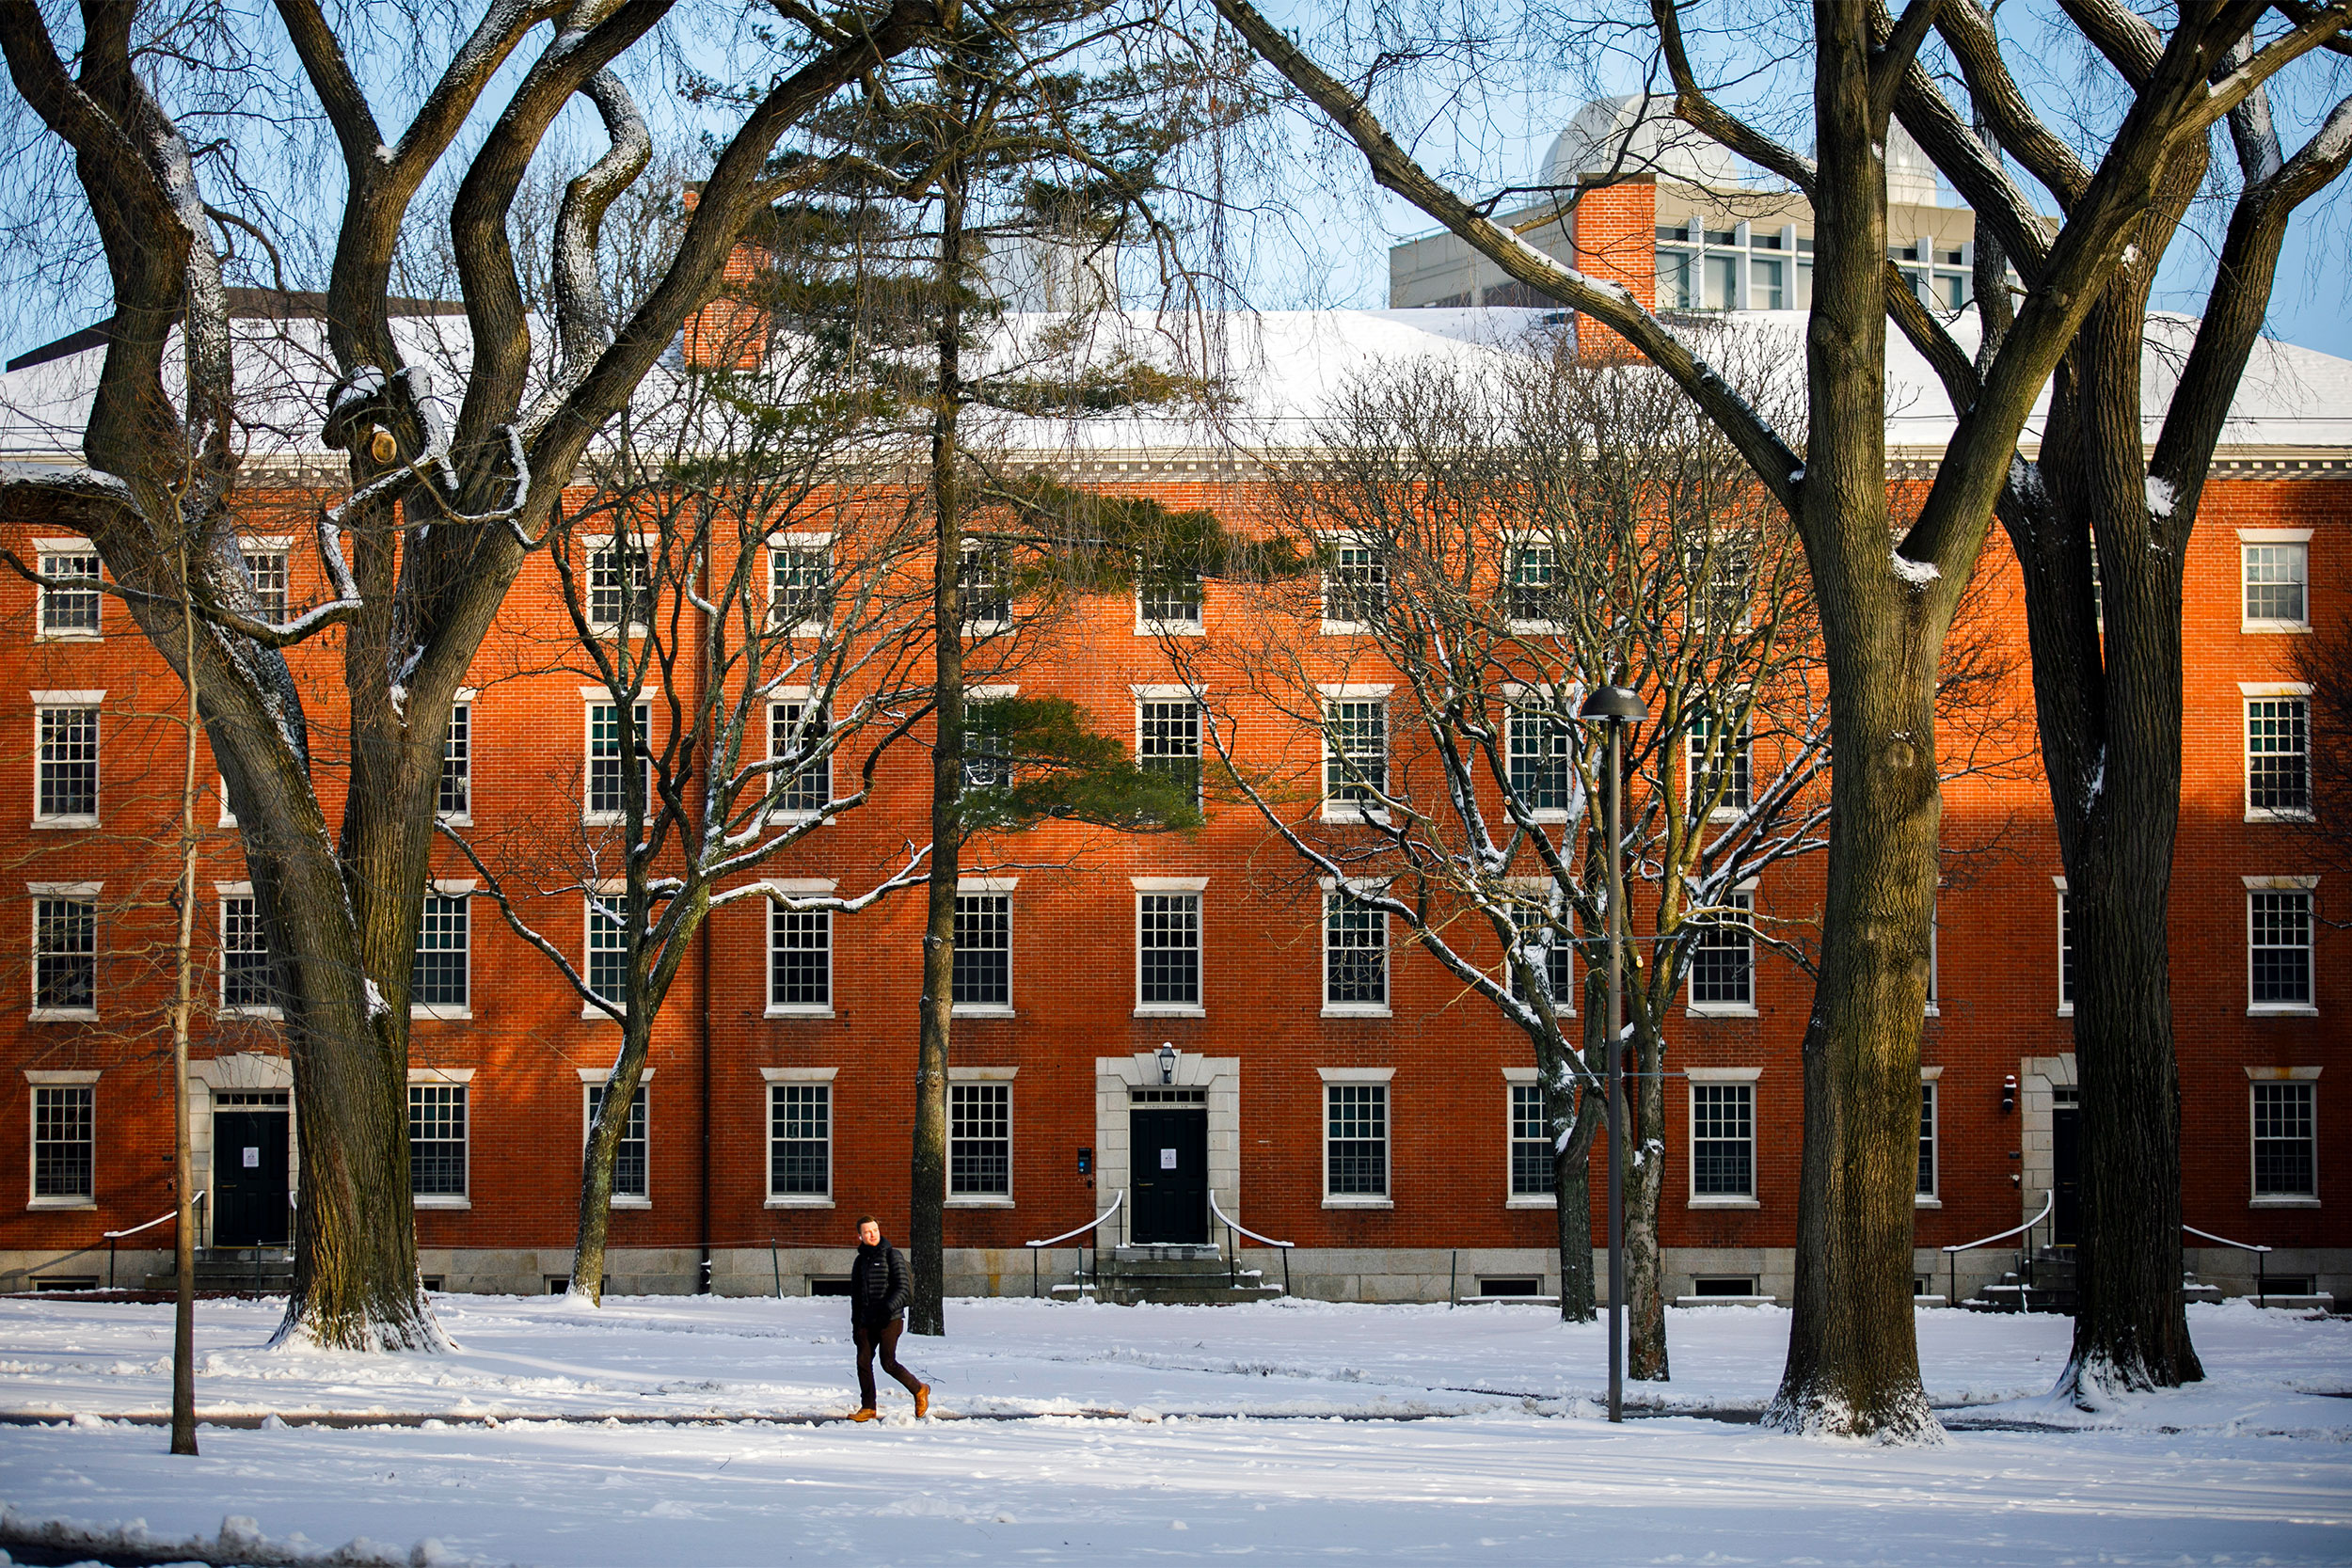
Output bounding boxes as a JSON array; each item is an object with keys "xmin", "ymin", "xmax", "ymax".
[
  {"xmin": 585, "ymin": 1081, "xmax": 648, "ymax": 1200},
  {"xmin": 587, "ymin": 895, "xmax": 628, "ymax": 1008},
  {"xmin": 33, "ymin": 896, "xmax": 95, "ymax": 1015},
  {"xmin": 1688, "ymin": 709, "xmax": 1752, "ymax": 816},
  {"xmin": 1139, "ymin": 569, "xmax": 1202, "ymax": 628},
  {"xmin": 2058, "ymin": 889, "xmax": 2074, "ymax": 1010},
  {"xmin": 2249, "ymin": 890, "xmax": 2313, "ymax": 1008},
  {"xmin": 1691, "ymin": 1082, "xmax": 1755, "ymax": 1197},
  {"xmin": 1509, "ymin": 935, "xmax": 1574, "ymax": 1010},
  {"xmin": 437, "ymin": 703, "xmax": 471, "ymax": 821},
  {"xmin": 1689, "ymin": 890, "xmax": 1755, "ymax": 1008},
  {"xmin": 1322, "ymin": 541, "xmax": 1387, "ymax": 626},
  {"xmin": 408, "ymin": 1084, "xmax": 468, "ymax": 1197},
  {"xmin": 38, "ymin": 551, "xmax": 102, "ymax": 638},
  {"xmin": 1323, "ymin": 699, "xmax": 1387, "ymax": 815},
  {"xmin": 1325, "ymin": 1083, "xmax": 1389, "ymax": 1197},
  {"xmin": 770, "ymin": 906, "xmax": 831, "ymax": 1010},
  {"xmin": 411, "ymin": 894, "xmax": 469, "ymax": 1012},
  {"xmin": 1917, "ymin": 1081, "xmax": 1938, "ymax": 1198},
  {"xmin": 2247, "ymin": 697, "xmax": 2310, "ymax": 817},
  {"xmin": 2250, "ymin": 1081, "xmax": 2316, "ymax": 1198},
  {"xmin": 948, "ymin": 1082, "xmax": 1011, "ymax": 1196},
  {"xmin": 2243, "ymin": 543, "xmax": 2309, "ymax": 626},
  {"xmin": 31, "ymin": 1085, "xmax": 93, "ymax": 1199},
  {"xmin": 1510, "ymin": 1083, "xmax": 1554, "ymax": 1196},
  {"xmin": 586, "ymin": 702, "xmax": 649, "ymax": 819},
  {"xmin": 771, "ymin": 701, "xmax": 832, "ymax": 816},
  {"xmin": 1687, "ymin": 540, "xmax": 1755, "ymax": 629},
  {"xmin": 221, "ymin": 895, "xmax": 274, "ymax": 1012},
  {"xmin": 588, "ymin": 542, "xmax": 651, "ymax": 629},
  {"xmin": 1324, "ymin": 892, "xmax": 1387, "ymax": 1007},
  {"xmin": 770, "ymin": 1083, "xmax": 831, "ymax": 1197},
  {"xmin": 1507, "ymin": 710, "xmax": 1573, "ymax": 814},
  {"xmin": 961, "ymin": 700, "xmax": 1009, "ymax": 790},
  {"xmin": 1137, "ymin": 892, "xmax": 1201, "ymax": 1007},
  {"xmin": 1138, "ymin": 699, "xmax": 1203, "ymax": 809},
  {"xmin": 770, "ymin": 543, "xmax": 832, "ymax": 629},
  {"xmin": 959, "ymin": 546, "xmax": 1010, "ymax": 629},
  {"xmin": 35, "ymin": 705, "xmax": 99, "ymax": 822},
  {"xmin": 241, "ymin": 547, "xmax": 289, "ymax": 624},
  {"xmin": 1505, "ymin": 542, "xmax": 1560, "ymax": 624},
  {"xmin": 952, "ymin": 894, "xmax": 1011, "ymax": 1007}
]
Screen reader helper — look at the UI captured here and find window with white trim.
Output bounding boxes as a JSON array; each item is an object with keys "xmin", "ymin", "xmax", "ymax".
[
  {"xmin": 1687, "ymin": 537, "xmax": 1756, "ymax": 630},
  {"xmin": 1137, "ymin": 698, "xmax": 1203, "ymax": 810},
  {"xmin": 34, "ymin": 703, "xmax": 99, "ymax": 825},
  {"xmin": 1917, "ymin": 1081, "xmax": 1938, "ymax": 1198},
  {"xmin": 2247, "ymin": 694, "xmax": 2311, "ymax": 819},
  {"xmin": 770, "ymin": 1083, "xmax": 831, "ymax": 1197},
  {"xmin": 585, "ymin": 1080, "xmax": 648, "ymax": 1200},
  {"xmin": 769, "ymin": 541, "xmax": 832, "ymax": 630},
  {"xmin": 1138, "ymin": 567, "xmax": 1202, "ymax": 629},
  {"xmin": 2249, "ymin": 889, "xmax": 2313, "ymax": 1009},
  {"xmin": 1325, "ymin": 1082, "xmax": 1389, "ymax": 1197},
  {"xmin": 961, "ymin": 698, "xmax": 1010, "ymax": 790},
  {"xmin": 1137, "ymin": 892, "xmax": 1201, "ymax": 1008},
  {"xmin": 1322, "ymin": 698, "xmax": 1386, "ymax": 816},
  {"xmin": 587, "ymin": 541, "xmax": 651, "ymax": 630},
  {"xmin": 948, "ymin": 1082, "xmax": 1010, "ymax": 1196},
  {"xmin": 408, "ymin": 1084, "xmax": 468, "ymax": 1197},
  {"xmin": 1504, "ymin": 540, "xmax": 1561, "ymax": 625},
  {"xmin": 953, "ymin": 894, "xmax": 1010, "ymax": 1007},
  {"xmin": 1507, "ymin": 709, "xmax": 1572, "ymax": 815},
  {"xmin": 1510, "ymin": 1083, "xmax": 1554, "ymax": 1196},
  {"xmin": 220, "ymin": 894, "xmax": 274, "ymax": 1014},
  {"xmin": 2250, "ymin": 1081, "xmax": 2315, "ymax": 1198},
  {"xmin": 1691, "ymin": 1082, "xmax": 1754, "ymax": 1198},
  {"xmin": 1688, "ymin": 889, "xmax": 1755, "ymax": 1009},
  {"xmin": 586, "ymin": 894, "xmax": 628, "ymax": 1009},
  {"xmin": 585, "ymin": 701, "xmax": 649, "ymax": 821},
  {"xmin": 1508, "ymin": 931, "xmax": 1574, "ymax": 1010},
  {"xmin": 770, "ymin": 700, "xmax": 832, "ymax": 817},
  {"xmin": 36, "ymin": 548, "xmax": 102, "ymax": 639},
  {"xmin": 1324, "ymin": 891, "xmax": 1387, "ymax": 1007},
  {"xmin": 437, "ymin": 701, "xmax": 471, "ymax": 822},
  {"xmin": 1687, "ymin": 707, "xmax": 1752, "ymax": 816},
  {"xmin": 31, "ymin": 1085, "xmax": 92, "ymax": 1200},
  {"xmin": 241, "ymin": 545, "xmax": 289, "ymax": 624},
  {"xmin": 32, "ymin": 895, "xmax": 96, "ymax": 1017},
  {"xmin": 959, "ymin": 545, "xmax": 1010, "ymax": 630},
  {"xmin": 769, "ymin": 905, "xmax": 831, "ymax": 1011},
  {"xmin": 1321, "ymin": 540, "xmax": 1386, "ymax": 627},
  {"xmin": 2242, "ymin": 542, "xmax": 2309, "ymax": 628},
  {"xmin": 2057, "ymin": 885, "xmax": 2074, "ymax": 1012},
  {"xmin": 411, "ymin": 893, "xmax": 469, "ymax": 1015}
]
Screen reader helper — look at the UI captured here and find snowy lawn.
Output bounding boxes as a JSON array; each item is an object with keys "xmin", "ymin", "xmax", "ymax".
[{"xmin": 0, "ymin": 1293, "xmax": 2346, "ymax": 1565}]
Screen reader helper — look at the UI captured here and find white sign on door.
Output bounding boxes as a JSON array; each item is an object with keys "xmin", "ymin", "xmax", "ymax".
[
  {"xmin": 242, "ymin": 1147, "xmax": 260, "ymax": 1167},
  {"xmin": 1159, "ymin": 1148, "xmax": 1177, "ymax": 1170}
]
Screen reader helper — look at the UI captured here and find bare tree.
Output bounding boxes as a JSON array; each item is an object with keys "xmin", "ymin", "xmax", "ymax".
[{"xmin": 1204, "ymin": 0, "xmax": 2348, "ymax": 1436}]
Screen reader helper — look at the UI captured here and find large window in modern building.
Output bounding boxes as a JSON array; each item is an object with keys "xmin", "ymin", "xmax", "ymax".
[
  {"xmin": 35, "ymin": 704, "xmax": 99, "ymax": 824},
  {"xmin": 1509, "ymin": 1083, "xmax": 1554, "ymax": 1196},
  {"xmin": 408, "ymin": 1084, "xmax": 468, "ymax": 1198},
  {"xmin": 1137, "ymin": 892, "xmax": 1201, "ymax": 1008},
  {"xmin": 770, "ymin": 1083, "xmax": 831, "ymax": 1197},
  {"xmin": 1691, "ymin": 1082, "xmax": 1755, "ymax": 1198},
  {"xmin": 952, "ymin": 894, "xmax": 1011, "ymax": 1007},
  {"xmin": 1688, "ymin": 890, "xmax": 1755, "ymax": 1008},
  {"xmin": 32, "ymin": 894, "xmax": 97, "ymax": 1017},
  {"xmin": 2250, "ymin": 1081, "xmax": 2316, "ymax": 1199},
  {"xmin": 584, "ymin": 1081, "xmax": 648, "ymax": 1200},
  {"xmin": 2249, "ymin": 889, "xmax": 2314, "ymax": 1009},
  {"xmin": 770, "ymin": 906, "xmax": 831, "ymax": 1011},
  {"xmin": 1326, "ymin": 1082, "xmax": 1389, "ymax": 1198},
  {"xmin": 1324, "ymin": 892, "xmax": 1388, "ymax": 1007},
  {"xmin": 31, "ymin": 1085, "xmax": 92, "ymax": 1200},
  {"xmin": 2246, "ymin": 695, "xmax": 2311, "ymax": 818},
  {"xmin": 411, "ymin": 893, "xmax": 469, "ymax": 1015},
  {"xmin": 948, "ymin": 1082, "xmax": 1011, "ymax": 1197}
]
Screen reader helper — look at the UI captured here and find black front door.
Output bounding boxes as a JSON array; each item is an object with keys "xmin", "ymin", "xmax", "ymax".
[
  {"xmin": 2051, "ymin": 1101, "xmax": 2080, "ymax": 1247},
  {"xmin": 1130, "ymin": 1108, "xmax": 1209, "ymax": 1243},
  {"xmin": 214, "ymin": 1111, "xmax": 290, "ymax": 1246}
]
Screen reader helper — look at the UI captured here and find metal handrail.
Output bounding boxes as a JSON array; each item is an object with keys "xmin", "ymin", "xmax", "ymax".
[
  {"xmin": 1209, "ymin": 1193, "xmax": 1293, "ymax": 1297},
  {"xmin": 1025, "ymin": 1189, "xmax": 1123, "ymax": 1300},
  {"xmin": 2184, "ymin": 1224, "xmax": 2270, "ymax": 1253},
  {"xmin": 2184, "ymin": 1223, "xmax": 2272, "ymax": 1304},
  {"xmin": 1941, "ymin": 1191, "xmax": 2054, "ymax": 1308},
  {"xmin": 102, "ymin": 1192, "xmax": 205, "ymax": 1291}
]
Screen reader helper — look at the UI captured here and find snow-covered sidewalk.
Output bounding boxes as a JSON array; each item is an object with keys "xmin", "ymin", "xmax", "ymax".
[{"xmin": 2, "ymin": 1294, "xmax": 2346, "ymax": 1564}]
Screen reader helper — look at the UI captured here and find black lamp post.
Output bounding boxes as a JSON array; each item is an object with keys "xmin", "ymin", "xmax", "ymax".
[{"xmin": 1580, "ymin": 683, "xmax": 1647, "ymax": 1424}]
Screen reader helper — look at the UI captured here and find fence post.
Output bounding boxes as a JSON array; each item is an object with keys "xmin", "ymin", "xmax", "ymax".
[
  {"xmin": 1449, "ymin": 1250, "xmax": 1457, "ymax": 1308},
  {"xmin": 771, "ymin": 1243, "xmax": 782, "ymax": 1299}
]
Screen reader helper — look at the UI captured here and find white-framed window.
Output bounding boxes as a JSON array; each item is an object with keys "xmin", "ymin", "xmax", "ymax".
[
  {"xmin": 2250, "ymin": 1078, "xmax": 2316, "ymax": 1201},
  {"xmin": 953, "ymin": 889, "xmax": 1012, "ymax": 1011},
  {"xmin": 2244, "ymin": 686, "xmax": 2312, "ymax": 821},
  {"xmin": 218, "ymin": 887, "xmax": 276, "ymax": 1016},
  {"xmin": 586, "ymin": 890, "xmax": 628, "ymax": 1013},
  {"xmin": 1509, "ymin": 930, "xmax": 1575, "ymax": 1013},
  {"xmin": 2056, "ymin": 879, "xmax": 2074, "ymax": 1015},
  {"xmin": 1136, "ymin": 693, "xmax": 1203, "ymax": 811},
  {"xmin": 1687, "ymin": 886, "xmax": 1756, "ymax": 1012},
  {"xmin": 29, "ymin": 1078, "xmax": 94, "ymax": 1203},
  {"xmin": 584, "ymin": 1078, "xmax": 649, "ymax": 1203},
  {"xmin": 1323, "ymin": 889, "xmax": 1388, "ymax": 1013},
  {"xmin": 1687, "ymin": 707, "xmax": 1752, "ymax": 819},
  {"xmin": 1321, "ymin": 1072, "xmax": 1391, "ymax": 1203},
  {"xmin": 584, "ymin": 699, "xmax": 650, "ymax": 822},
  {"xmin": 1503, "ymin": 539, "xmax": 1562, "ymax": 626},
  {"xmin": 769, "ymin": 904, "xmax": 832, "ymax": 1013},
  {"xmin": 32, "ymin": 696, "xmax": 101, "ymax": 827},
  {"xmin": 586, "ymin": 537, "xmax": 652, "ymax": 631},
  {"xmin": 30, "ymin": 886, "xmax": 98, "ymax": 1020},
  {"xmin": 240, "ymin": 540, "xmax": 290, "ymax": 624},
  {"xmin": 2247, "ymin": 879, "xmax": 2316, "ymax": 1013},
  {"xmin": 1136, "ymin": 886, "xmax": 1202, "ymax": 1013},
  {"xmin": 438, "ymin": 695, "xmax": 472, "ymax": 824},
  {"xmin": 1320, "ymin": 690, "xmax": 1388, "ymax": 821},
  {"xmin": 1690, "ymin": 1076, "xmax": 1756, "ymax": 1202},
  {"xmin": 1506, "ymin": 707, "xmax": 1573, "ymax": 817},
  {"xmin": 1509, "ymin": 1081, "xmax": 1554, "ymax": 1197},
  {"xmin": 948, "ymin": 1079, "xmax": 1012, "ymax": 1198},
  {"xmin": 1137, "ymin": 567, "xmax": 1203, "ymax": 632},
  {"xmin": 959, "ymin": 544, "xmax": 1011, "ymax": 632},
  {"xmin": 768, "ymin": 1078, "xmax": 833, "ymax": 1201},
  {"xmin": 2239, "ymin": 531, "xmax": 2311, "ymax": 630},
  {"xmin": 408, "ymin": 1079, "xmax": 469, "ymax": 1201},
  {"xmin": 1917, "ymin": 1074, "xmax": 1940, "ymax": 1202},
  {"xmin": 411, "ymin": 886, "xmax": 469, "ymax": 1019},
  {"xmin": 961, "ymin": 687, "xmax": 1015, "ymax": 790},
  {"xmin": 1320, "ymin": 538, "xmax": 1387, "ymax": 630},
  {"xmin": 768, "ymin": 698, "xmax": 833, "ymax": 818},
  {"xmin": 35, "ymin": 545, "xmax": 102, "ymax": 640},
  {"xmin": 768, "ymin": 535, "xmax": 832, "ymax": 632},
  {"xmin": 1686, "ymin": 536, "xmax": 1756, "ymax": 630}
]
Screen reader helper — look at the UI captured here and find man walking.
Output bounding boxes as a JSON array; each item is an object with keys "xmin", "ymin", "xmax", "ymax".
[{"xmin": 848, "ymin": 1214, "xmax": 930, "ymax": 1421}]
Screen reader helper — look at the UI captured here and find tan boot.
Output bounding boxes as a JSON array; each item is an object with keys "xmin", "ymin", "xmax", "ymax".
[
  {"xmin": 914, "ymin": 1384, "xmax": 931, "ymax": 1419},
  {"xmin": 850, "ymin": 1407, "xmax": 879, "ymax": 1422}
]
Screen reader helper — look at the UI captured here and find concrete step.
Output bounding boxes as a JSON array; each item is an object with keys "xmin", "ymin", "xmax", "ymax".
[{"xmin": 1094, "ymin": 1279, "xmax": 1284, "ymax": 1307}]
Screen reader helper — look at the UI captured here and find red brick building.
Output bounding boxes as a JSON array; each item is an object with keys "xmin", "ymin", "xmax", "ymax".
[{"xmin": 0, "ymin": 294, "xmax": 2343, "ymax": 1307}]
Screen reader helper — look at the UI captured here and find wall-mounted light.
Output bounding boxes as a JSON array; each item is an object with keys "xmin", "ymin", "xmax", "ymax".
[
  {"xmin": 2001, "ymin": 1075, "xmax": 2017, "ymax": 1115},
  {"xmin": 1158, "ymin": 1042, "xmax": 1178, "ymax": 1085}
]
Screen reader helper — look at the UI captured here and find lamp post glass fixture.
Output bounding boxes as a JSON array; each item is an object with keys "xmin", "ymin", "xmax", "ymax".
[
  {"xmin": 1579, "ymin": 684, "xmax": 1647, "ymax": 1423},
  {"xmin": 1158, "ymin": 1042, "xmax": 1178, "ymax": 1085}
]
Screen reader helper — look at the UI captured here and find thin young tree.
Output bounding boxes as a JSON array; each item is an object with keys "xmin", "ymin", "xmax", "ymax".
[{"xmin": 1205, "ymin": 0, "xmax": 2348, "ymax": 1436}]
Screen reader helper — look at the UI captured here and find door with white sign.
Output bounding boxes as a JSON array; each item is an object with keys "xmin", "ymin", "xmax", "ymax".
[
  {"xmin": 1128, "ymin": 1106, "xmax": 1208, "ymax": 1243},
  {"xmin": 212, "ymin": 1109, "xmax": 290, "ymax": 1245}
]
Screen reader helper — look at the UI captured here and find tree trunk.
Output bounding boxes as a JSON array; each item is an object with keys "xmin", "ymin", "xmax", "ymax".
[
  {"xmin": 572, "ymin": 1010, "xmax": 659, "ymax": 1307},
  {"xmin": 1549, "ymin": 1078, "xmax": 1602, "ymax": 1323},
  {"xmin": 1626, "ymin": 1018, "xmax": 1669, "ymax": 1382},
  {"xmin": 171, "ymin": 542, "xmax": 200, "ymax": 1458}
]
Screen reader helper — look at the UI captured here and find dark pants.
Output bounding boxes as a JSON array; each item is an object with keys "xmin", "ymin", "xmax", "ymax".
[{"xmin": 854, "ymin": 1315, "xmax": 923, "ymax": 1408}]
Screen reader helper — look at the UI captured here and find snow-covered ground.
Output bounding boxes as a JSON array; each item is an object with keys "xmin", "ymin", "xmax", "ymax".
[{"xmin": 1, "ymin": 1293, "xmax": 2346, "ymax": 1565}]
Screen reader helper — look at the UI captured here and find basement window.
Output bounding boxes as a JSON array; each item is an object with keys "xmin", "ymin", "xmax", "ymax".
[
  {"xmin": 1692, "ymin": 1275, "xmax": 1756, "ymax": 1297},
  {"xmin": 1476, "ymin": 1276, "xmax": 1540, "ymax": 1297}
]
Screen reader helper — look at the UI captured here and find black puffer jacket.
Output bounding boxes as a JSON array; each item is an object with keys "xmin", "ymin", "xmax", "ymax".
[{"xmin": 849, "ymin": 1238, "xmax": 911, "ymax": 1323}]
